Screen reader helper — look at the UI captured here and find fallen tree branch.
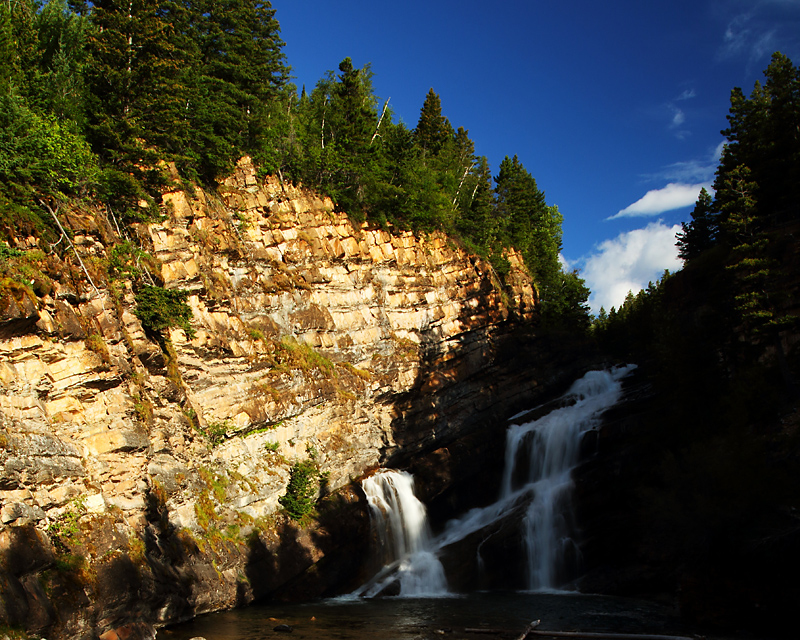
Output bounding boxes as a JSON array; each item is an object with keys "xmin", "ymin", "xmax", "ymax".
[
  {"xmin": 463, "ymin": 621, "xmax": 540, "ymax": 637},
  {"xmin": 40, "ymin": 199, "xmax": 105, "ymax": 310},
  {"xmin": 516, "ymin": 620, "xmax": 542, "ymax": 640}
]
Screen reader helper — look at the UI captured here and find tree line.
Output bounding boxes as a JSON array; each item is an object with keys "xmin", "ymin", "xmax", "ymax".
[
  {"xmin": 0, "ymin": 0, "xmax": 589, "ymax": 327},
  {"xmin": 587, "ymin": 55, "xmax": 800, "ymax": 633},
  {"xmin": 596, "ymin": 52, "xmax": 800, "ymax": 351}
]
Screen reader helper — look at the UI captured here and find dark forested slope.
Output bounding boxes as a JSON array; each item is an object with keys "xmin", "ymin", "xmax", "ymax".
[{"xmin": 586, "ymin": 52, "xmax": 800, "ymax": 637}]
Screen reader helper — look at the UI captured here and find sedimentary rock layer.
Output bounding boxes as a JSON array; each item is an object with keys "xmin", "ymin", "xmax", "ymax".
[{"xmin": 0, "ymin": 158, "xmax": 586, "ymax": 639}]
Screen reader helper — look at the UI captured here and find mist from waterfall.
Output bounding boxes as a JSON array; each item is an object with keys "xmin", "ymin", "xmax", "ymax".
[{"xmin": 358, "ymin": 365, "xmax": 635, "ymax": 595}]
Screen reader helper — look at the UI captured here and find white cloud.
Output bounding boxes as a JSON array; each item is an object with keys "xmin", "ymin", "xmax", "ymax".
[
  {"xmin": 608, "ymin": 182, "xmax": 711, "ymax": 219},
  {"xmin": 646, "ymin": 142, "xmax": 725, "ymax": 184},
  {"xmin": 677, "ymin": 89, "xmax": 697, "ymax": 101},
  {"xmin": 582, "ymin": 222, "xmax": 684, "ymax": 315},
  {"xmin": 671, "ymin": 107, "xmax": 686, "ymax": 127}
]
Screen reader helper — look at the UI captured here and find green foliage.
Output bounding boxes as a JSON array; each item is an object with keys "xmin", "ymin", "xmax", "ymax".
[
  {"xmin": 543, "ymin": 269, "xmax": 591, "ymax": 331},
  {"xmin": 96, "ymin": 167, "xmax": 160, "ymax": 222},
  {"xmin": 719, "ymin": 52, "xmax": 800, "ymax": 229},
  {"xmin": 84, "ymin": 0, "xmax": 185, "ymax": 166},
  {"xmin": 415, "ymin": 88, "xmax": 454, "ymax": 156},
  {"xmin": 275, "ymin": 336, "xmax": 336, "ymax": 374},
  {"xmin": 47, "ymin": 496, "xmax": 87, "ymax": 554},
  {"xmin": 0, "ymin": 90, "xmax": 97, "ymax": 194},
  {"xmin": 0, "ymin": 241, "xmax": 23, "ymax": 259},
  {"xmin": 263, "ymin": 440, "xmax": 280, "ymax": 453},
  {"xmin": 204, "ymin": 419, "xmax": 230, "ymax": 446},
  {"xmin": 493, "ymin": 155, "xmax": 564, "ymax": 308},
  {"xmin": 0, "ymin": 624, "xmax": 31, "ymax": 640},
  {"xmin": 199, "ymin": 466, "xmax": 229, "ymax": 502},
  {"xmin": 134, "ymin": 285, "xmax": 195, "ymax": 339},
  {"xmin": 676, "ymin": 187, "xmax": 717, "ymax": 261},
  {"xmin": 278, "ymin": 456, "xmax": 321, "ymax": 521},
  {"xmin": 178, "ymin": 0, "xmax": 290, "ymax": 181},
  {"xmin": 0, "ymin": 244, "xmax": 52, "ymax": 297},
  {"xmin": 107, "ymin": 240, "xmax": 155, "ymax": 282},
  {"xmin": 0, "ymin": 195, "xmax": 53, "ymax": 243}
]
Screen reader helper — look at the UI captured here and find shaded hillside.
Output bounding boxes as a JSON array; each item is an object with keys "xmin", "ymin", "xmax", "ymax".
[{"xmin": 582, "ymin": 53, "xmax": 800, "ymax": 637}]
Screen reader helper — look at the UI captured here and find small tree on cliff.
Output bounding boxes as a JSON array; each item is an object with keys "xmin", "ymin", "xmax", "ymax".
[
  {"xmin": 134, "ymin": 285, "xmax": 195, "ymax": 340},
  {"xmin": 279, "ymin": 452, "xmax": 321, "ymax": 521}
]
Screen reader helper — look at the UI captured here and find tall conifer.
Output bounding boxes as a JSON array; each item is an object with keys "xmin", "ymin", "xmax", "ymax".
[{"xmin": 415, "ymin": 88, "xmax": 453, "ymax": 156}]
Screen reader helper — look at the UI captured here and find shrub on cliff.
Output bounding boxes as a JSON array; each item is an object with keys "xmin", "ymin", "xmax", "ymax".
[
  {"xmin": 279, "ymin": 456, "xmax": 321, "ymax": 521},
  {"xmin": 134, "ymin": 285, "xmax": 195, "ymax": 339}
]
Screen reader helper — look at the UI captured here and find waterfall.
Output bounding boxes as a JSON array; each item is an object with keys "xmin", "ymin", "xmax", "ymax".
[
  {"xmin": 358, "ymin": 470, "xmax": 448, "ymax": 597},
  {"xmin": 357, "ymin": 365, "xmax": 635, "ymax": 596},
  {"xmin": 438, "ymin": 365, "xmax": 636, "ymax": 591}
]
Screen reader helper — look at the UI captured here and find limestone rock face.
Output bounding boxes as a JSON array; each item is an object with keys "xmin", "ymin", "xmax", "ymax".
[{"xmin": 0, "ymin": 158, "xmax": 583, "ymax": 639}]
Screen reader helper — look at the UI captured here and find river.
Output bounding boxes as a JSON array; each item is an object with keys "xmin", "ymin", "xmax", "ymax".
[{"xmin": 158, "ymin": 591, "xmax": 702, "ymax": 640}]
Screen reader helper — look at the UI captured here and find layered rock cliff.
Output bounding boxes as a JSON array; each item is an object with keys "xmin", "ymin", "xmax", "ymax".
[{"xmin": 0, "ymin": 158, "xmax": 592, "ymax": 639}]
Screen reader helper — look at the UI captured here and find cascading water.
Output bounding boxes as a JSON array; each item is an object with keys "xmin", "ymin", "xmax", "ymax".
[
  {"xmin": 357, "ymin": 365, "xmax": 635, "ymax": 596},
  {"xmin": 437, "ymin": 365, "xmax": 635, "ymax": 591},
  {"xmin": 357, "ymin": 470, "xmax": 448, "ymax": 597},
  {"xmin": 506, "ymin": 367, "xmax": 634, "ymax": 589}
]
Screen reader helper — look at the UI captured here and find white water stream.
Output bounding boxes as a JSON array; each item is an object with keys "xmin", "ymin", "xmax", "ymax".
[
  {"xmin": 357, "ymin": 470, "xmax": 449, "ymax": 596},
  {"xmin": 359, "ymin": 365, "xmax": 635, "ymax": 595}
]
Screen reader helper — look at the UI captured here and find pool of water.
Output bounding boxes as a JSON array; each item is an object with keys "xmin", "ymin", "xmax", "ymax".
[{"xmin": 158, "ymin": 591, "xmax": 713, "ymax": 640}]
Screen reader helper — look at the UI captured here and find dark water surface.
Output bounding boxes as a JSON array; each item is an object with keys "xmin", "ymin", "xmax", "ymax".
[{"xmin": 157, "ymin": 591, "xmax": 745, "ymax": 640}]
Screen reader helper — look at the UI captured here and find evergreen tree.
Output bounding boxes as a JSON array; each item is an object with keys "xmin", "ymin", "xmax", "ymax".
[
  {"xmin": 414, "ymin": 88, "xmax": 453, "ymax": 156},
  {"xmin": 329, "ymin": 57, "xmax": 378, "ymax": 153},
  {"xmin": 456, "ymin": 155, "xmax": 499, "ymax": 255},
  {"xmin": 718, "ymin": 164, "xmax": 794, "ymax": 335},
  {"xmin": 0, "ymin": 0, "xmax": 38, "ymax": 93},
  {"xmin": 676, "ymin": 187, "xmax": 718, "ymax": 261},
  {"xmin": 183, "ymin": 0, "xmax": 289, "ymax": 179},
  {"xmin": 29, "ymin": 1, "xmax": 90, "ymax": 124},
  {"xmin": 719, "ymin": 52, "xmax": 800, "ymax": 227},
  {"xmin": 84, "ymin": 0, "xmax": 186, "ymax": 170},
  {"xmin": 545, "ymin": 269, "xmax": 591, "ymax": 331},
  {"xmin": 494, "ymin": 155, "xmax": 563, "ymax": 304},
  {"xmin": 0, "ymin": 2, "xmax": 96, "ymax": 200},
  {"xmin": 316, "ymin": 57, "xmax": 380, "ymax": 219}
]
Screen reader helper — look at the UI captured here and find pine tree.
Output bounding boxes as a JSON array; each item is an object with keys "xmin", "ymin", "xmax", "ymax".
[
  {"xmin": 494, "ymin": 155, "xmax": 563, "ymax": 302},
  {"xmin": 457, "ymin": 155, "xmax": 497, "ymax": 252},
  {"xmin": 319, "ymin": 57, "xmax": 380, "ymax": 219},
  {"xmin": 84, "ymin": 0, "xmax": 186, "ymax": 169},
  {"xmin": 414, "ymin": 88, "xmax": 453, "ymax": 156},
  {"xmin": 329, "ymin": 57, "xmax": 377, "ymax": 153},
  {"xmin": 183, "ymin": 0, "xmax": 289, "ymax": 179},
  {"xmin": 28, "ymin": 1, "xmax": 91, "ymax": 124},
  {"xmin": 720, "ymin": 52, "xmax": 800, "ymax": 227},
  {"xmin": 676, "ymin": 187, "xmax": 718, "ymax": 261}
]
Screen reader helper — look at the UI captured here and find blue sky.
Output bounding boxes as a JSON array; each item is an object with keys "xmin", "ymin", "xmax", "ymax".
[{"xmin": 272, "ymin": 0, "xmax": 800, "ymax": 314}]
